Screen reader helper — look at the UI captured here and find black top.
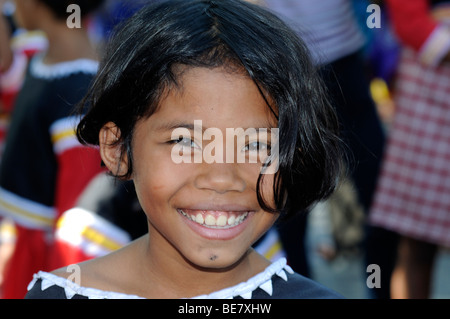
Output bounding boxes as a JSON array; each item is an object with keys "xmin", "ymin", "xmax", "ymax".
[
  {"xmin": 25, "ymin": 259, "xmax": 344, "ymax": 299},
  {"xmin": 0, "ymin": 54, "xmax": 98, "ymax": 230}
]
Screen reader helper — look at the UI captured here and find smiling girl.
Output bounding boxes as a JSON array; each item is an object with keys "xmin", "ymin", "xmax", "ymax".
[{"xmin": 26, "ymin": 0, "xmax": 344, "ymax": 299}]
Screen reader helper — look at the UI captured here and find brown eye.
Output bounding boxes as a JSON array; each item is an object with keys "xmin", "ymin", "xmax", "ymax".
[
  {"xmin": 171, "ymin": 137, "xmax": 200, "ymax": 149},
  {"xmin": 244, "ymin": 141, "xmax": 269, "ymax": 152}
]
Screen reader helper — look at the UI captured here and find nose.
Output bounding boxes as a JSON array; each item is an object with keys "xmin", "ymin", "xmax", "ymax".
[{"xmin": 194, "ymin": 162, "xmax": 246, "ymax": 194}]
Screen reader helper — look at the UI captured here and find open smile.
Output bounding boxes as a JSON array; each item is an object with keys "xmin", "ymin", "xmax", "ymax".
[
  {"xmin": 176, "ymin": 208, "xmax": 254, "ymax": 240},
  {"xmin": 178, "ymin": 209, "xmax": 249, "ymax": 229}
]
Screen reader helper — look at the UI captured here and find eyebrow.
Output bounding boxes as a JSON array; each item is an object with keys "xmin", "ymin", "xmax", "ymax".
[
  {"xmin": 154, "ymin": 120, "xmax": 277, "ymax": 132},
  {"xmin": 154, "ymin": 121, "xmax": 204, "ymax": 133}
]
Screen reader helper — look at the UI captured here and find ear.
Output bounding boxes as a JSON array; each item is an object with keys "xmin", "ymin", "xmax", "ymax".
[{"xmin": 99, "ymin": 122, "xmax": 129, "ymax": 178}]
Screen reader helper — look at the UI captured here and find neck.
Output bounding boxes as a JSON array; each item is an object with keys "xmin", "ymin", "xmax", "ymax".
[
  {"xmin": 40, "ymin": 19, "xmax": 98, "ymax": 64},
  {"xmin": 137, "ymin": 234, "xmax": 270, "ymax": 299}
]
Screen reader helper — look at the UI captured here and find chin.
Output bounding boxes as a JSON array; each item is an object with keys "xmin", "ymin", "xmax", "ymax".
[{"xmin": 184, "ymin": 247, "xmax": 249, "ymax": 272}]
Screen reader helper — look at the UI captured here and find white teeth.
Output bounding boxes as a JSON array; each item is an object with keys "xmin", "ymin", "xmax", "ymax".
[
  {"xmin": 227, "ymin": 215, "xmax": 235, "ymax": 226},
  {"xmin": 205, "ymin": 215, "xmax": 216, "ymax": 226},
  {"xmin": 216, "ymin": 215, "xmax": 227, "ymax": 227},
  {"xmin": 195, "ymin": 213, "xmax": 204, "ymax": 224},
  {"xmin": 179, "ymin": 210, "xmax": 249, "ymax": 228}
]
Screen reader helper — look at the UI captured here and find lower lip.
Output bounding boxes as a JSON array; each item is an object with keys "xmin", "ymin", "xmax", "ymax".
[{"xmin": 178, "ymin": 210, "xmax": 254, "ymax": 241}]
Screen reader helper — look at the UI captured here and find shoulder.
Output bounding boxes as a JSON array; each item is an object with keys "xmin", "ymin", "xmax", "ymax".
[
  {"xmin": 243, "ymin": 259, "xmax": 344, "ymax": 299},
  {"xmin": 25, "ymin": 271, "xmax": 88, "ymax": 299},
  {"xmin": 25, "ymin": 270, "xmax": 144, "ymax": 299},
  {"xmin": 28, "ymin": 54, "xmax": 98, "ymax": 104},
  {"xmin": 26, "ymin": 237, "xmax": 146, "ymax": 299},
  {"xmin": 267, "ymin": 271, "xmax": 344, "ymax": 299},
  {"xmin": 194, "ymin": 258, "xmax": 344, "ymax": 299},
  {"xmin": 29, "ymin": 53, "xmax": 98, "ymax": 81}
]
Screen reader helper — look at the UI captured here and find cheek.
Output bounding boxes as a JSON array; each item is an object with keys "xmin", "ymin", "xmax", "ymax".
[
  {"xmin": 132, "ymin": 152, "xmax": 191, "ymax": 214},
  {"xmin": 133, "ymin": 170, "xmax": 174, "ymax": 207}
]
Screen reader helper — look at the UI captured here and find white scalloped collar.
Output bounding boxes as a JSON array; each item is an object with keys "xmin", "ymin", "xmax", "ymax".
[
  {"xmin": 27, "ymin": 258, "xmax": 293, "ymax": 299},
  {"xmin": 29, "ymin": 53, "xmax": 98, "ymax": 80}
]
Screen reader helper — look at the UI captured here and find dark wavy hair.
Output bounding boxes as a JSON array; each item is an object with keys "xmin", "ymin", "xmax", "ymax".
[
  {"xmin": 38, "ymin": 0, "xmax": 104, "ymax": 19},
  {"xmin": 76, "ymin": 0, "xmax": 344, "ymax": 218}
]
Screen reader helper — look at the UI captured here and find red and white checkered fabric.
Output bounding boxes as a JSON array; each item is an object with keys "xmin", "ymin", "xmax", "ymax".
[{"xmin": 369, "ymin": 49, "xmax": 450, "ymax": 247}]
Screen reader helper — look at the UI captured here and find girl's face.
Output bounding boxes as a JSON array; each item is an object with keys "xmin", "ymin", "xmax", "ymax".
[{"xmin": 105, "ymin": 67, "xmax": 279, "ymax": 270}]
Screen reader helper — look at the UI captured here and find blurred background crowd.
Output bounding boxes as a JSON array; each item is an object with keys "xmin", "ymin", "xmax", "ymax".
[{"xmin": 0, "ymin": 0, "xmax": 449, "ymax": 299}]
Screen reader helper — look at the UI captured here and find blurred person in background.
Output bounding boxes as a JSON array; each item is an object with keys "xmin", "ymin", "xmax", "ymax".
[
  {"xmin": 0, "ymin": 2, "xmax": 12, "ymax": 74},
  {"xmin": 0, "ymin": 0, "xmax": 104, "ymax": 298},
  {"xmin": 369, "ymin": 0, "xmax": 450, "ymax": 299},
  {"xmin": 0, "ymin": 2, "xmax": 14, "ymax": 163},
  {"xmin": 48, "ymin": 0, "xmax": 155, "ymax": 273},
  {"xmin": 0, "ymin": 0, "xmax": 47, "ymax": 294},
  {"xmin": 0, "ymin": 0, "xmax": 48, "ymax": 160}
]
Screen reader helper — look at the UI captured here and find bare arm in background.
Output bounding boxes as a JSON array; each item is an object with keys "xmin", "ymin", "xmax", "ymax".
[{"xmin": 0, "ymin": 0, "xmax": 12, "ymax": 73}]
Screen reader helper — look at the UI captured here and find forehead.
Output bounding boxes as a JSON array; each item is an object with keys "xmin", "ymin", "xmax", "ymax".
[{"xmin": 151, "ymin": 66, "xmax": 277, "ymax": 130}]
